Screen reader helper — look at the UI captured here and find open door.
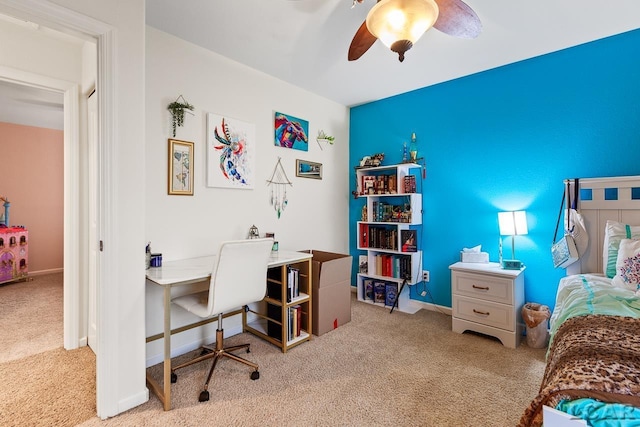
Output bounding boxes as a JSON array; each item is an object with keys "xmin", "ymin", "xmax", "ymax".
[{"xmin": 87, "ymin": 89, "xmax": 98, "ymax": 352}]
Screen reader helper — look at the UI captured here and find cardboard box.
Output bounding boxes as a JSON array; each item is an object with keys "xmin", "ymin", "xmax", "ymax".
[{"xmin": 302, "ymin": 250, "xmax": 353, "ymax": 336}]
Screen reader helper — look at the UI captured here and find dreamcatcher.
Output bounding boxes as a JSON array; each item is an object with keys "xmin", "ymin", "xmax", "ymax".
[{"xmin": 267, "ymin": 157, "xmax": 292, "ymax": 219}]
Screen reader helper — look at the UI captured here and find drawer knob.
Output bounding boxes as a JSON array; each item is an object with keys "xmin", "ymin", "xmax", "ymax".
[
  {"xmin": 473, "ymin": 309, "xmax": 490, "ymax": 316},
  {"xmin": 472, "ymin": 284, "xmax": 489, "ymax": 291}
]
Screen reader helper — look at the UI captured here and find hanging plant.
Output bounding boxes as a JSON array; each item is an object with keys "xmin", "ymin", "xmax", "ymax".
[
  {"xmin": 167, "ymin": 95, "xmax": 194, "ymax": 137},
  {"xmin": 317, "ymin": 129, "xmax": 335, "ymax": 143},
  {"xmin": 316, "ymin": 130, "xmax": 335, "ymax": 150}
]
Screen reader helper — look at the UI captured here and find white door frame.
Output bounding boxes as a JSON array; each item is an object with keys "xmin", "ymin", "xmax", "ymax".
[
  {"xmin": 0, "ymin": 0, "xmax": 118, "ymax": 418},
  {"xmin": 0, "ymin": 66, "xmax": 81, "ymax": 349}
]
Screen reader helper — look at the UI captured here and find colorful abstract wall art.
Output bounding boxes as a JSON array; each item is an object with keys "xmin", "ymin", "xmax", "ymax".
[
  {"xmin": 207, "ymin": 113, "xmax": 256, "ymax": 189},
  {"xmin": 274, "ymin": 112, "xmax": 309, "ymax": 151}
]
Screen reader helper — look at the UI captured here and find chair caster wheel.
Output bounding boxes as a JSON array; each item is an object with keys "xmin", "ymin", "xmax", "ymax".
[
  {"xmin": 171, "ymin": 372, "xmax": 177, "ymax": 383},
  {"xmin": 250, "ymin": 370, "xmax": 260, "ymax": 380},
  {"xmin": 199, "ymin": 390, "xmax": 210, "ymax": 402}
]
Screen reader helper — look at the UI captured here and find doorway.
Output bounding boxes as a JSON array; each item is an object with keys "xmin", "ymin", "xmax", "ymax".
[{"xmin": 0, "ymin": 1, "xmax": 117, "ymax": 417}]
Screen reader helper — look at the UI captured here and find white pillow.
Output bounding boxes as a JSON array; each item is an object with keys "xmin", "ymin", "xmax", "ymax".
[
  {"xmin": 611, "ymin": 238, "xmax": 640, "ymax": 293},
  {"xmin": 603, "ymin": 220, "xmax": 640, "ymax": 278}
]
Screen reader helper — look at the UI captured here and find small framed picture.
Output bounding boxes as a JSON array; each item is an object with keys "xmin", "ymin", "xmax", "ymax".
[
  {"xmin": 168, "ymin": 138, "xmax": 194, "ymax": 195},
  {"xmin": 296, "ymin": 159, "xmax": 322, "ymax": 180}
]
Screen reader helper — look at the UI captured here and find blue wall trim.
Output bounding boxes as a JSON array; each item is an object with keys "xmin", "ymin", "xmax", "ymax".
[{"xmin": 349, "ymin": 29, "xmax": 640, "ymax": 311}]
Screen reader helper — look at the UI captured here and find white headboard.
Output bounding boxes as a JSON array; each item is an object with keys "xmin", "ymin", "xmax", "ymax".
[{"xmin": 565, "ymin": 176, "xmax": 640, "ymax": 275}]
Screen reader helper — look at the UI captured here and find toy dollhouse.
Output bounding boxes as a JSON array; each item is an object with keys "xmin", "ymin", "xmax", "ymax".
[{"xmin": 0, "ymin": 196, "xmax": 29, "ymax": 285}]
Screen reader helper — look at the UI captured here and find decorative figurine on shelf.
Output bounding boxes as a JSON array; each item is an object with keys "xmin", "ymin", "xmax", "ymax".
[
  {"xmin": 402, "ymin": 142, "xmax": 408, "ymax": 163},
  {"xmin": 248, "ymin": 224, "xmax": 260, "ymax": 239},
  {"xmin": 359, "ymin": 153, "xmax": 384, "ymax": 167},
  {"xmin": 409, "ymin": 132, "xmax": 418, "ymax": 161},
  {"xmin": 361, "ymin": 205, "xmax": 368, "ymax": 222},
  {"xmin": 0, "ymin": 196, "xmax": 9, "ymax": 227}
]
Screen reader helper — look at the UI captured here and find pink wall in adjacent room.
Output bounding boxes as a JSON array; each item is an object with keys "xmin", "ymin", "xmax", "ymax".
[{"xmin": 0, "ymin": 121, "xmax": 63, "ymax": 273}]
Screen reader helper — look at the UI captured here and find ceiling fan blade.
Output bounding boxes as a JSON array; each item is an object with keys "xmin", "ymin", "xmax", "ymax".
[
  {"xmin": 433, "ymin": 0, "xmax": 482, "ymax": 39},
  {"xmin": 348, "ymin": 20, "xmax": 377, "ymax": 61}
]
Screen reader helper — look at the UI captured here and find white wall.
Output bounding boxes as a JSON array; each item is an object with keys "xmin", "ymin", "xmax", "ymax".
[
  {"xmin": 144, "ymin": 27, "xmax": 351, "ymax": 364},
  {"xmin": 0, "ymin": 17, "xmax": 83, "ymax": 82}
]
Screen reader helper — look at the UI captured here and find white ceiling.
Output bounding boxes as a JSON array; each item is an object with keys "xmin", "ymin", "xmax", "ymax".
[
  {"xmin": 0, "ymin": 14, "xmax": 76, "ymax": 130},
  {"xmin": 145, "ymin": 0, "xmax": 640, "ymax": 107},
  {"xmin": 0, "ymin": 79, "xmax": 64, "ymax": 130},
  {"xmin": 2, "ymin": 0, "xmax": 640, "ymax": 131}
]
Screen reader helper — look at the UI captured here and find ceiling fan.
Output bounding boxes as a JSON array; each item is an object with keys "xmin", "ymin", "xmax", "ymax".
[{"xmin": 348, "ymin": 0, "xmax": 482, "ymax": 62}]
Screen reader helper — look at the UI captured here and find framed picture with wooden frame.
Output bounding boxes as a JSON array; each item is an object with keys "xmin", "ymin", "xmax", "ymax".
[{"xmin": 168, "ymin": 138, "xmax": 194, "ymax": 195}]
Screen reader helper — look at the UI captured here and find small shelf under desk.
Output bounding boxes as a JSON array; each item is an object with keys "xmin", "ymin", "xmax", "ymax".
[{"xmin": 243, "ymin": 250, "xmax": 313, "ymax": 353}]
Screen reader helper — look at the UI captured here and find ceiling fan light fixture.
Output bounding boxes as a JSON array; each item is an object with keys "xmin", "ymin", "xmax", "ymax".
[{"xmin": 366, "ymin": 0, "xmax": 439, "ymax": 61}]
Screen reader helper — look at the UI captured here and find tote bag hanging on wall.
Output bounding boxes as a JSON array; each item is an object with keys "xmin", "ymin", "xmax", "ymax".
[
  {"xmin": 564, "ymin": 178, "xmax": 589, "ymax": 257},
  {"xmin": 551, "ymin": 182, "xmax": 579, "ymax": 268}
]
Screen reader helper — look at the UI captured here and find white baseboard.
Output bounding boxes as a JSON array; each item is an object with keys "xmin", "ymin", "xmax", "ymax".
[
  {"xmin": 411, "ymin": 299, "xmax": 452, "ymax": 316},
  {"xmin": 28, "ymin": 268, "xmax": 64, "ymax": 276},
  {"xmin": 115, "ymin": 389, "xmax": 149, "ymax": 420}
]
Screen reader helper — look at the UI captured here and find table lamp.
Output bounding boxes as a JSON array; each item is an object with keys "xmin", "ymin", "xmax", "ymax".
[{"xmin": 498, "ymin": 210, "xmax": 528, "ymax": 270}]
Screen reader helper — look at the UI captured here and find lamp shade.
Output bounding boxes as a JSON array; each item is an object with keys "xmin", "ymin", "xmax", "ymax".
[
  {"xmin": 366, "ymin": 0, "xmax": 439, "ymax": 62},
  {"xmin": 498, "ymin": 211, "xmax": 528, "ymax": 236}
]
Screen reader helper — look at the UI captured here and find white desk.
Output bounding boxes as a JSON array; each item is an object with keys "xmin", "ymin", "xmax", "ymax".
[{"xmin": 145, "ymin": 250, "xmax": 313, "ymax": 411}]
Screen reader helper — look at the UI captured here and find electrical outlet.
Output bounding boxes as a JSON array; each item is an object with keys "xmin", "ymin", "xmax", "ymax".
[
  {"xmin": 420, "ymin": 290, "xmax": 427, "ymax": 297},
  {"xmin": 422, "ymin": 270, "xmax": 430, "ymax": 282}
]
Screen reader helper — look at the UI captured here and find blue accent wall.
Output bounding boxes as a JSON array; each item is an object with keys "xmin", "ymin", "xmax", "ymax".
[{"xmin": 349, "ymin": 29, "xmax": 640, "ymax": 312}]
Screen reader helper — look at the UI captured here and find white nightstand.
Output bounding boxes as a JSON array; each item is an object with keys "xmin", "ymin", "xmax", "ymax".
[{"xmin": 449, "ymin": 262, "xmax": 525, "ymax": 348}]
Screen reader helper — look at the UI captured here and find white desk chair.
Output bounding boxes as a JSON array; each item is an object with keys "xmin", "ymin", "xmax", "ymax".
[{"xmin": 170, "ymin": 238, "xmax": 274, "ymax": 402}]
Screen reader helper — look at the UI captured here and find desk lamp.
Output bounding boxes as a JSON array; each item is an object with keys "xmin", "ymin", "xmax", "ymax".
[{"xmin": 498, "ymin": 211, "xmax": 527, "ymax": 270}]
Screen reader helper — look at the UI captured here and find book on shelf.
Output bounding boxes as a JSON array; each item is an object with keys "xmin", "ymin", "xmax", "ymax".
[
  {"xmin": 401, "ymin": 229, "xmax": 417, "ymax": 252},
  {"xmin": 367, "ymin": 226, "xmax": 397, "ymax": 250},
  {"xmin": 359, "ymin": 223, "xmax": 369, "ymax": 247},
  {"xmin": 359, "ymin": 255, "xmax": 368, "ymax": 274},
  {"xmin": 362, "ymin": 176, "xmax": 376, "ymax": 195},
  {"xmin": 388, "ymin": 174, "xmax": 397, "ymax": 194},
  {"xmin": 400, "ymin": 255, "xmax": 412, "ymax": 280},
  {"xmin": 287, "ymin": 266, "xmax": 299, "ymax": 302},
  {"xmin": 370, "ymin": 253, "xmax": 411, "ymax": 280},
  {"xmin": 403, "ymin": 175, "xmax": 416, "ymax": 193},
  {"xmin": 385, "ymin": 282, "xmax": 398, "ymax": 307},
  {"xmin": 375, "ymin": 254, "xmax": 383, "ymax": 276},
  {"xmin": 287, "ymin": 305, "xmax": 302, "ymax": 341},
  {"xmin": 374, "ymin": 281, "xmax": 386, "ymax": 304},
  {"xmin": 363, "ymin": 278, "xmax": 374, "ymax": 300}
]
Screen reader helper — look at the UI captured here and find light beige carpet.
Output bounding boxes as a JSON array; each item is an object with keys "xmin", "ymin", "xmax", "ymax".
[
  {"xmin": 0, "ymin": 272, "xmax": 97, "ymax": 427},
  {"xmin": 78, "ymin": 295, "xmax": 547, "ymax": 427},
  {"xmin": 0, "ymin": 273, "xmax": 64, "ymax": 363},
  {"xmin": 0, "ymin": 346, "xmax": 96, "ymax": 427}
]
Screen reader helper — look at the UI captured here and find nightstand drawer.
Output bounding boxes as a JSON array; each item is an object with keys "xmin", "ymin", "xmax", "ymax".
[
  {"xmin": 452, "ymin": 295, "xmax": 514, "ymax": 331},
  {"xmin": 452, "ymin": 271, "xmax": 513, "ymax": 305}
]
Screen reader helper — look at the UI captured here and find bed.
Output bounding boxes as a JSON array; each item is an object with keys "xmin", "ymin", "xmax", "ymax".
[{"xmin": 518, "ymin": 176, "xmax": 640, "ymax": 427}]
